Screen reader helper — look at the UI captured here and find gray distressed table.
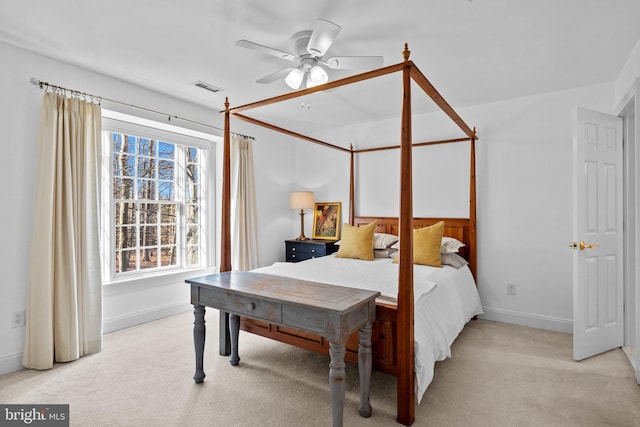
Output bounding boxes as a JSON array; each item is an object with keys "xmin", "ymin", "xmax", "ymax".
[{"xmin": 187, "ymin": 271, "xmax": 379, "ymax": 427}]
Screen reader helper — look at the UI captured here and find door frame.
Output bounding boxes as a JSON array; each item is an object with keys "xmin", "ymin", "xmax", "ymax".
[{"xmin": 617, "ymin": 77, "xmax": 640, "ymax": 383}]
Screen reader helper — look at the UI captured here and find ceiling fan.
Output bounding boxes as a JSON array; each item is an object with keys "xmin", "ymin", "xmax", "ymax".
[{"xmin": 236, "ymin": 19, "xmax": 384, "ymax": 90}]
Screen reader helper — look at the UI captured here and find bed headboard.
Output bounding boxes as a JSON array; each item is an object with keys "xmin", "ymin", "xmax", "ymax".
[{"xmin": 353, "ymin": 216, "xmax": 475, "ymax": 276}]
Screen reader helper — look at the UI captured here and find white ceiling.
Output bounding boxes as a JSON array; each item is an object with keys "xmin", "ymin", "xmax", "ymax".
[{"xmin": 2, "ymin": 0, "xmax": 640, "ymax": 133}]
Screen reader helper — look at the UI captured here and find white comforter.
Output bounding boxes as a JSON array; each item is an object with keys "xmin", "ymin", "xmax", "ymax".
[{"xmin": 252, "ymin": 254, "xmax": 483, "ymax": 402}]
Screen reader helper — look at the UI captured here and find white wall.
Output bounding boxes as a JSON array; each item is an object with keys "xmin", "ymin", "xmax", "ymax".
[
  {"xmin": 615, "ymin": 37, "xmax": 640, "ymax": 110},
  {"xmin": 0, "ymin": 41, "xmax": 295, "ymax": 375},
  {"xmin": 293, "ymin": 81, "xmax": 615, "ymax": 334}
]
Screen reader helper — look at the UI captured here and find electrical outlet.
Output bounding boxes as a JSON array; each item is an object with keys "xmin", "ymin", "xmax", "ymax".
[
  {"xmin": 11, "ymin": 310, "xmax": 25, "ymax": 328},
  {"xmin": 506, "ymin": 283, "xmax": 517, "ymax": 296}
]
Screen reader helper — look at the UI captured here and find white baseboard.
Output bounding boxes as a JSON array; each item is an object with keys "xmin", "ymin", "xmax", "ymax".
[
  {"xmin": 103, "ymin": 302, "xmax": 192, "ymax": 334},
  {"xmin": 0, "ymin": 352, "xmax": 24, "ymax": 377},
  {"xmin": 479, "ymin": 306, "xmax": 573, "ymax": 334},
  {"xmin": 0, "ymin": 303, "xmax": 192, "ymax": 377}
]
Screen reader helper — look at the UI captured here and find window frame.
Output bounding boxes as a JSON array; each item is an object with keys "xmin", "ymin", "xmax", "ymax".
[{"xmin": 101, "ymin": 110, "xmax": 217, "ymax": 284}]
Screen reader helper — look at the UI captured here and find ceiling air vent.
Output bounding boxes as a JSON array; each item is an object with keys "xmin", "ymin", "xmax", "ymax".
[{"xmin": 192, "ymin": 81, "xmax": 222, "ymax": 93}]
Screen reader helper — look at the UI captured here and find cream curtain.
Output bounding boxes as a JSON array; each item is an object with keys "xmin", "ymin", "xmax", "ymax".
[
  {"xmin": 23, "ymin": 92, "xmax": 103, "ymax": 370},
  {"xmin": 231, "ymin": 135, "xmax": 259, "ymax": 271}
]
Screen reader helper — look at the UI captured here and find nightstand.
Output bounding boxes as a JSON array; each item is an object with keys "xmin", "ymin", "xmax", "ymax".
[{"xmin": 285, "ymin": 239, "xmax": 338, "ymax": 262}]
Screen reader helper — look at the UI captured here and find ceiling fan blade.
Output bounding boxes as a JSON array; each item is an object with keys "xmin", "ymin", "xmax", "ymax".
[
  {"xmin": 323, "ymin": 56, "xmax": 384, "ymax": 70},
  {"xmin": 236, "ymin": 40, "xmax": 296, "ymax": 61},
  {"xmin": 256, "ymin": 68, "xmax": 295, "ymax": 84},
  {"xmin": 306, "ymin": 19, "xmax": 341, "ymax": 57}
]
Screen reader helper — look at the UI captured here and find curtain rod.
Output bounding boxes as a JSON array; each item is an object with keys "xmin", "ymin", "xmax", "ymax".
[{"xmin": 29, "ymin": 78, "xmax": 255, "ymax": 141}]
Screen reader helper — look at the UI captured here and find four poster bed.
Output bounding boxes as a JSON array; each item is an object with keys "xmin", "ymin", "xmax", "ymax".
[{"xmin": 217, "ymin": 45, "xmax": 479, "ymax": 425}]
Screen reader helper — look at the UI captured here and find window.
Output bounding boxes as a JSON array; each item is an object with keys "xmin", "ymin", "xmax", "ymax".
[{"xmin": 102, "ymin": 111, "xmax": 215, "ymax": 280}]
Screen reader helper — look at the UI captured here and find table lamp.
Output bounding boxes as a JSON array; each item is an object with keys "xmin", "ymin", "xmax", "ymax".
[{"xmin": 290, "ymin": 191, "xmax": 315, "ymax": 240}]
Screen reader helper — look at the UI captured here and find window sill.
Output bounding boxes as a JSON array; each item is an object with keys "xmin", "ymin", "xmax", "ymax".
[{"xmin": 102, "ymin": 266, "xmax": 218, "ymax": 287}]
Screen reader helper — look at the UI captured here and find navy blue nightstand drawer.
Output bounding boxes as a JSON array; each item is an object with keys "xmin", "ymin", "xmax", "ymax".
[{"xmin": 285, "ymin": 240, "xmax": 337, "ymax": 262}]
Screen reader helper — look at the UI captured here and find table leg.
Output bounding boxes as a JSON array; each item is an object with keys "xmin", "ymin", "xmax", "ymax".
[
  {"xmin": 358, "ymin": 323, "xmax": 373, "ymax": 417},
  {"xmin": 329, "ymin": 342, "xmax": 346, "ymax": 427},
  {"xmin": 193, "ymin": 304, "xmax": 206, "ymax": 383},
  {"xmin": 219, "ymin": 311, "xmax": 231, "ymax": 356},
  {"xmin": 229, "ymin": 313, "xmax": 240, "ymax": 366}
]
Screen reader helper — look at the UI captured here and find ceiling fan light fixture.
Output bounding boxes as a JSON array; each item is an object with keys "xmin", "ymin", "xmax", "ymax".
[
  {"xmin": 309, "ymin": 65, "xmax": 328, "ymax": 86},
  {"xmin": 285, "ymin": 68, "xmax": 304, "ymax": 89}
]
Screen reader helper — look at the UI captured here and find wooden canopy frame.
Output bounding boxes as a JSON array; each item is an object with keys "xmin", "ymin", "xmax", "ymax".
[{"xmin": 219, "ymin": 44, "xmax": 477, "ymax": 426}]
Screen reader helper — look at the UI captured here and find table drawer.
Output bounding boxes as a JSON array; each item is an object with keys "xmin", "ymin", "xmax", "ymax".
[{"xmin": 200, "ymin": 288, "xmax": 282, "ymax": 323}]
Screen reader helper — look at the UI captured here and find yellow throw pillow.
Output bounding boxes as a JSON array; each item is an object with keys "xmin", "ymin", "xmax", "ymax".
[
  {"xmin": 393, "ymin": 221, "xmax": 445, "ymax": 267},
  {"xmin": 335, "ymin": 221, "xmax": 376, "ymax": 261}
]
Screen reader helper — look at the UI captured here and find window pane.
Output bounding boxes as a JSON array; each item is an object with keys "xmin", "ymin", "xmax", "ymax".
[
  {"xmin": 158, "ymin": 159, "xmax": 174, "ymax": 180},
  {"xmin": 137, "ymin": 179, "xmax": 156, "ymax": 200},
  {"xmin": 158, "ymin": 142, "xmax": 175, "ymax": 159},
  {"xmin": 186, "ymin": 183, "xmax": 199, "ymax": 203},
  {"xmin": 137, "ymin": 156, "xmax": 156, "ymax": 178},
  {"xmin": 158, "ymin": 181, "xmax": 174, "ymax": 200},
  {"xmin": 114, "ymin": 202, "xmax": 136, "ymax": 226},
  {"xmin": 161, "ymin": 247, "xmax": 177, "ymax": 267},
  {"xmin": 138, "ymin": 138, "xmax": 156, "ymax": 157},
  {"xmin": 139, "ymin": 225, "xmax": 158, "ymax": 247},
  {"xmin": 140, "ymin": 248, "xmax": 157, "ymax": 270},
  {"xmin": 160, "ymin": 225, "xmax": 176, "ymax": 245},
  {"xmin": 116, "ymin": 249, "xmax": 137, "ymax": 273},
  {"xmin": 113, "ymin": 153, "xmax": 135, "ymax": 177},
  {"xmin": 186, "ymin": 225, "xmax": 199, "ymax": 245},
  {"xmin": 113, "ymin": 178, "xmax": 134, "ymax": 199},
  {"xmin": 186, "ymin": 204, "xmax": 199, "ymax": 225},
  {"xmin": 161, "ymin": 204, "xmax": 177, "ymax": 224},
  {"xmin": 115, "ymin": 226, "xmax": 136, "ymax": 249},
  {"xmin": 139, "ymin": 203, "xmax": 158, "ymax": 224},
  {"xmin": 187, "ymin": 164, "xmax": 199, "ymax": 185},
  {"xmin": 186, "ymin": 246, "xmax": 199, "ymax": 265},
  {"xmin": 113, "ymin": 133, "xmax": 136, "ymax": 154},
  {"xmin": 185, "ymin": 147, "xmax": 198, "ymax": 162}
]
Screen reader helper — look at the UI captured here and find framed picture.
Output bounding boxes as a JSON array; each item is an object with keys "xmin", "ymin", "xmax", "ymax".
[{"xmin": 312, "ymin": 202, "xmax": 341, "ymax": 240}]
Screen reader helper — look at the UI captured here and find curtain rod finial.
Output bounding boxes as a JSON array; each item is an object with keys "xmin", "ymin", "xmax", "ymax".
[{"xmin": 30, "ymin": 77, "xmax": 43, "ymax": 88}]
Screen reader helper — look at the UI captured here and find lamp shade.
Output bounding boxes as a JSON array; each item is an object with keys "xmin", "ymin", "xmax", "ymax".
[
  {"xmin": 285, "ymin": 68, "xmax": 304, "ymax": 89},
  {"xmin": 308, "ymin": 65, "xmax": 328, "ymax": 86},
  {"xmin": 290, "ymin": 191, "xmax": 315, "ymax": 210}
]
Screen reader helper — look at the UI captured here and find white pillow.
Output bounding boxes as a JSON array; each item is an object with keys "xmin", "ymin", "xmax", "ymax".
[
  {"xmin": 373, "ymin": 233, "xmax": 399, "ymax": 249},
  {"xmin": 441, "ymin": 236, "xmax": 465, "ymax": 254},
  {"xmin": 441, "ymin": 253, "xmax": 469, "ymax": 268}
]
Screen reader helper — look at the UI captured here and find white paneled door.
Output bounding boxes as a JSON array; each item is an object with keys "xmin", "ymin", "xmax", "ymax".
[{"xmin": 572, "ymin": 107, "xmax": 624, "ymax": 361}]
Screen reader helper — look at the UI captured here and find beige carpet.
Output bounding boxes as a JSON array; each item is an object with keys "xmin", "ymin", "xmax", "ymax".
[{"xmin": 1, "ymin": 310, "xmax": 639, "ymax": 427}]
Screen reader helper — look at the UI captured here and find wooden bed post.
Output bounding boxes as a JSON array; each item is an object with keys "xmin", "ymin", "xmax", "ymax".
[
  {"xmin": 219, "ymin": 97, "xmax": 232, "ymax": 356},
  {"xmin": 221, "ymin": 97, "xmax": 232, "ymax": 273},
  {"xmin": 397, "ymin": 43, "xmax": 416, "ymax": 426},
  {"xmin": 349, "ymin": 143, "xmax": 355, "ymax": 225},
  {"xmin": 469, "ymin": 128, "xmax": 477, "ymax": 279}
]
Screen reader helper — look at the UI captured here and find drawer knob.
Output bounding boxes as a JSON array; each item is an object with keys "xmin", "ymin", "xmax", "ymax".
[
  {"xmin": 291, "ymin": 247, "xmax": 296, "ymax": 251},
  {"xmin": 292, "ymin": 254, "xmax": 296, "ymax": 258},
  {"xmin": 311, "ymin": 249, "xmax": 316, "ymax": 253},
  {"xmin": 247, "ymin": 302, "xmax": 256, "ymax": 311}
]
